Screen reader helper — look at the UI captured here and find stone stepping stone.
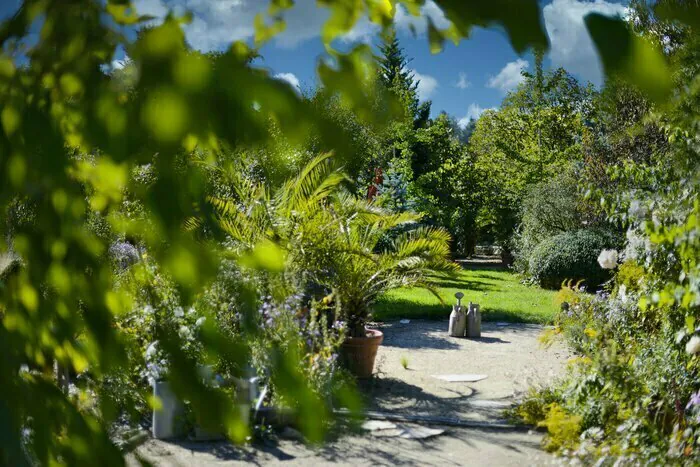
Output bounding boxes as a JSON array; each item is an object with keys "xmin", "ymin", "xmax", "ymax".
[
  {"xmin": 465, "ymin": 399, "xmax": 512, "ymax": 408},
  {"xmin": 362, "ymin": 420, "xmax": 397, "ymax": 431},
  {"xmin": 372, "ymin": 424, "xmax": 445, "ymax": 439},
  {"xmin": 431, "ymin": 374, "xmax": 488, "ymax": 383}
]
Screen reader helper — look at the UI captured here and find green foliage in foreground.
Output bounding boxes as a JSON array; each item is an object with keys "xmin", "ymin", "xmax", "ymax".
[
  {"xmin": 0, "ymin": 0, "xmax": 693, "ymax": 464},
  {"xmin": 374, "ymin": 267, "xmax": 558, "ymax": 324}
]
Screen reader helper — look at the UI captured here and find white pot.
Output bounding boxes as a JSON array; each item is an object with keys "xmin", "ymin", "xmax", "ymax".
[{"xmin": 152, "ymin": 380, "xmax": 185, "ymax": 439}]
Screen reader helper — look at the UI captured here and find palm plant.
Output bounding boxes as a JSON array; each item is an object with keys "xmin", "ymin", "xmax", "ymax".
[
  {"xmin": 204, "ymin": 153, "xmax": 457, "ymax": 337},
  {"xmin": 311, "ymin": 194, "xmax": 458, "ymax": 336},
  {"xmin": 203, "ymin": 152, "xmax": 343, "ymax": 251}
]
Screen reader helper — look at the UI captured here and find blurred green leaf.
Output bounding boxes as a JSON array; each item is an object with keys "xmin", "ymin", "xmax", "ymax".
[
  {"xmin": 585, "ymin": 13, "xmax": 672, "ymax": 103},
  {"xmin": 655, "ymin": 0, "xmax": 700, "ymax": 30},
  {"xmin": 432, "ymin": 0, "xmax": 549, "ymax": 53},
  {"xmin": 239, "ymin": 239, "xmax": 287, "ymax": 273}
]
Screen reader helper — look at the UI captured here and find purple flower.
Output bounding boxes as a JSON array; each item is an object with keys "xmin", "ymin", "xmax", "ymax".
[
  {"xmin": 109, "ymin": 241, "xmax": 140, "ymax": 270},
  {"xmin": 686, "ymin": 390, "xmax": 700, "ymax": 410}
]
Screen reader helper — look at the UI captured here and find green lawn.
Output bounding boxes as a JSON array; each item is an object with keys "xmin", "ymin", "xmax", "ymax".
[{"xmin": 373, "ymin": 267, "xmax": 558, "ymax": 324}]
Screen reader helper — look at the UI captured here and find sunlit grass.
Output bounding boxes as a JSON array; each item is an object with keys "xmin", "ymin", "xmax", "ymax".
[{"xmin": 373, "ymin": 267, "xmax": 558, "ymax": 324}]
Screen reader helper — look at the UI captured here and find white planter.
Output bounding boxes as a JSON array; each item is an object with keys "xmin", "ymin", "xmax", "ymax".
[{"xmin": 152, "ymin": 380, "xmax": 185, "ymax": 439}]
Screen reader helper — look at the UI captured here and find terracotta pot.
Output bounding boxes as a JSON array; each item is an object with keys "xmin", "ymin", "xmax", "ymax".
[{"xmin": 340, "ymin": 329, "xmax": 383, "ymax": 378}]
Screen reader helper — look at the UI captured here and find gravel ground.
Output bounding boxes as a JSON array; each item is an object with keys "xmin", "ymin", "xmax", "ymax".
[
  {"xmin": 130, "ymin": 427, "xmax": 552, "ymax": 466},
  {"xmin": 130, "ymin": 320, "xmax": 570, "ymax": 466},
  {"xmin": 364, "ymin": 320, "xmax": 571, "ymax": 422}
]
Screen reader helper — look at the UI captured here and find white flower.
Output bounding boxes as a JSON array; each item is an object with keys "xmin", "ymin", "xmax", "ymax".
[
  {"xmin": 179, "ymin": 325, "xmax": 192, "ymax": 340},
  {"xmin": 676, "ymin": 330, "xmax": 687, "ymax": 345},
  {"xmin": 145, "ymin": 342, "xmax": 158, "ymax": 360},
  {"xmin": 173, "ymin": 306, "xmax": 184, "ymax": 318},
  {"xmin": 187, "ymin": 306, "xmax": 196, "ymax": 316},
  {"xmin": 598, "ymin": 249, "xmax": 619, "ymax": 270},
  {"xmin": 628, "ymin": 199, "xmax": 647, "ymax": 220},
  {"xmin": 195, "ymin": 317, "xmax": 206, "ymax": 327},
  {"xmin": 143, "ymin": 305, "xmax": 154, "ymax": 315},
  {"xmin": 686, "ymin": 335, "xmax": 700, "ymax": 355},
  {"xmin": 617, "ymin": 284, "xmax": 627, "ymax": 302}
]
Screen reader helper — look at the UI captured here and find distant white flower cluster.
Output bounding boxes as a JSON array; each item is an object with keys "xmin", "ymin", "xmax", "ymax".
[
  {"xmin": 597, "ymin": 249, "xmax": 619, "ymax": 270},
  {"xmin": 628, "ymin": 199, "xmax": 648, "ymax": 221},
  {"xmin": 687, "ymin": 335, "xmax": 700, "ymax": 355},
  {"xmin": 142, "ymin": 304, "xmax": 206, "ymax": 385}
]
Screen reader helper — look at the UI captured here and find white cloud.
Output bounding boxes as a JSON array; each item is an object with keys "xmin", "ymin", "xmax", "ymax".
[
  {"xmin": 543, "ymin": 0, "xmax": 627, "ymax": 84},
  {"xmin": 394, "ymin": 1, "xmax": 450, "ymax": 35},
  {"xmin": 131, "ymin": 0, "xmax": 452, "ymax": 52},
  {"xmin": 132, "ymin": 0, "xmax": 322, "ymax": 51},
  {"xmin": 111, "ymin": 57, "xmax": 130, "ymax": 70},
  {"xmin": 133, "ymin": 0, "xmax": 169, "ymax": 18},
  {"xmin": 457, "ymin": 103, "xmax": 493, "ymax": 128},
  {"xmin": 274, "ymin": 72, "xmax": 301, "ymax": 92},
  {"xmin": 412, "ymin": 70, "xmax": 438, "ymax": 101},
  {"xmin": 454, "ymin": 72, "xmax": 470, "ymax": 90},
  {"xmin": 487, "ymin": 59, "xmax": 529, "ymax": 93}
]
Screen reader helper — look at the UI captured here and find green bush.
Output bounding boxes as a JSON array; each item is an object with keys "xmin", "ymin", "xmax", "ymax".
[
  {"xmin": 528, "ymin": 229, "xmax": 620, "ymax": 290},
  {"xmin": 615, "ymin": 260, "xmax": 645, "ymax": 292},
  {"xmin": 512, "ymin": 171, "xmax": 603, "ymax": 273}
]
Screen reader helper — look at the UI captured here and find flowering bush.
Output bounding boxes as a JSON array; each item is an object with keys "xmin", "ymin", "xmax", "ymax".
[
  {"xmin": 249, "ymin": 294, "xmax": 348, "ymax": 407},
  {"xmin": 141, "ymin": 305, "xmax": 206, "ymax": 385},
  {"xmin": 104, "ymin": 255, "xmax": 209, "ymax": 421},
  {"xmin": 108, "ymin": 241, "xmax": 141, "ymax": 271},
  {"xmin": 516, "ymin": 269, "xmax": 699, "ymax": 464}
]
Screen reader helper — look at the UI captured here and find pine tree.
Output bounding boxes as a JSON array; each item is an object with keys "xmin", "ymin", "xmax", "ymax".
[
  {"xmin": 376, "ymin": 27, "xmax": 431, "ymax": 128},
  {"xmin": 377, "ymin": 27, "xmax": 417, "ymax": 92}
]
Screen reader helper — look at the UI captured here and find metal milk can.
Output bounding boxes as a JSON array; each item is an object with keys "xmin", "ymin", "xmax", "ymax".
[
  {"xmin": 466, "ymin": 302, "xmax": 481, "ymax": 338},
  {"xmin": 448, "ymin": 292, "xmax": 467, "ymax": 337}
]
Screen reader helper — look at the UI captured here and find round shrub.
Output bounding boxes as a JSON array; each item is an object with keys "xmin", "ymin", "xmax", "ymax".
[{"xmin": 529, "ymin": 229, "xmax": 620, "ymax": 290}]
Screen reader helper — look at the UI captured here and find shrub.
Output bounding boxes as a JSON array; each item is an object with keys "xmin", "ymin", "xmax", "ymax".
[
  {"xmin": 513, "ymin": 284, "xmax": 700, "ymax": 465},
  {"xmin": 510, "ymin": 386, "xmax": 563, "ymax": 426},
  {"xmin": 538, "ymin": 403, "xmax": 583, "ymax": 452},
  {"xmin": 553, "ymin": 280, "xmax": 586, "ymax": 309},
  {"xmin": 615, "ymin": 260, "xmax": 645, "ymax": 292},
  {"xmin": 512, "ymin": 171, "xmax": 600, "ymax": 273},
  {"xmin": 528, "ymin": 229, "xmax": 621, "ymax": 290}
]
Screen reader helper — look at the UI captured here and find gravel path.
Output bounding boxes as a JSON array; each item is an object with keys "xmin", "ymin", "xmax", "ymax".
[
  {"xmin": 364, "ymin": 320, "xmax": 570, "ymax": 423},
  {"xmin": 130, "ymin": 320, "xmax": 570, "ymax": 466}
]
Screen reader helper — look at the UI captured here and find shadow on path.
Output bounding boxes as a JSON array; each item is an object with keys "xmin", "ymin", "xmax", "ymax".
[{"xmin": 376, "ymin": 321, "xmax": 515, "ymax": 349}]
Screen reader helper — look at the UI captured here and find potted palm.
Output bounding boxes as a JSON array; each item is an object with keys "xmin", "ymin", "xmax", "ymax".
[
  {"xmin": 207, "ymin": 154, "xmax": 456, "ymax": 378},
  {"xmin": 316, "ymin": 197, "xmax": 458, "ymax": 378}
]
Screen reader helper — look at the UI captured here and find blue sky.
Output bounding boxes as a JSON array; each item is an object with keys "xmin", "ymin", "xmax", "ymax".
[{"xmin": 1, "ymin": 0, "xmax": 628, "ymax": 125}]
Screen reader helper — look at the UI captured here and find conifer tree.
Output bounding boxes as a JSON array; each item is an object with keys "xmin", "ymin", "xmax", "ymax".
[{"xmin": 376, "ymin": 27, "xmax": 431, "ymax": 128}]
